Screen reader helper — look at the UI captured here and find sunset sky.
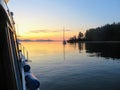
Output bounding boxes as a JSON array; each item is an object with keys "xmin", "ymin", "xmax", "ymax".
[{"xmin": 8, "ymin": 0, "xmax": 120, "ymax": 40}]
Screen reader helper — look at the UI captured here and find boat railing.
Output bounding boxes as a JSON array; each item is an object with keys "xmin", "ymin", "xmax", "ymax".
[
  {"xmin": 18, "ymin": 43, "xmax": 28, "ymax": 61},
  {"xmin": 18, "ymin": 42, "xmax": 40, "ymax": 90}
]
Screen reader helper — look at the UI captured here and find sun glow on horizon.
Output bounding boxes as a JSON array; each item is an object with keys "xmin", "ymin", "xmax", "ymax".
[
  {"xmin": 16, "ymin": 23, "xmax": 80, "ymax": 41},
  {"xmin": 17, "ymin": 27, "xmax": 79, "ymax": 41}
]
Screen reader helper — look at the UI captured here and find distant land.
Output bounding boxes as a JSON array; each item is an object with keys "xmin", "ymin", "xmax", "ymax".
[{"xmin": 18, "ymin": 39, "xmax": 61, "ymax": 42}]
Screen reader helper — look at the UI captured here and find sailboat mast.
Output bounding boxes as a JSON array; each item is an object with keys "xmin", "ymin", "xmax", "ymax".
[{"xmin": 63, "ymin": 27, "xmax": 65, "ymax": 41}]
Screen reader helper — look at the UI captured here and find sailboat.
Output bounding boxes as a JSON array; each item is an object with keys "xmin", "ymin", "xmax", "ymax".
[{"xmin": 63, "ymin": 27, "xmax": 66, "ymax": 45}]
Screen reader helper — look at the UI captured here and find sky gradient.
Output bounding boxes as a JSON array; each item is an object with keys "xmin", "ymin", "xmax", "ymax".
[{"xmin": 8, "ymin": 0, "xmax": 120, "ymax": 40}]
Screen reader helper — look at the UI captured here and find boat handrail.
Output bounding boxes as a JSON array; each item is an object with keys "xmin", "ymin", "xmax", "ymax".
[
  {"xmin": 19, "ymin": 43, "xmax": 40, "ymax": 90},
  {"xmin": 18, "ymin": 43, "xmax": 29, "ymax": 61},
  {"xmin": 16, "ymin": 21, "xmax": 40, "ymax": 90}
]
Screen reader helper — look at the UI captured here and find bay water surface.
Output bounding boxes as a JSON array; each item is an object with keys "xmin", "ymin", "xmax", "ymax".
[{"xmin": 22, "ymin": 42, "xmax": 120, "ymax": 90}]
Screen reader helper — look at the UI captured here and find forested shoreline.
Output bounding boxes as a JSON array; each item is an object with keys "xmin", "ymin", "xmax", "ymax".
[{"xmin": 67, "ymin": 22, "xmax": 120, "ymax": 43}]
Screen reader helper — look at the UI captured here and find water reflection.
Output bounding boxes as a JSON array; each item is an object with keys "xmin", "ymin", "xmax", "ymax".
[
  {"xmin": 77, "ymin": 42, "xmax": 120, "ymax": 59},
  {"xmin": 69, "ymin": 42, "xmax": 77, "ymax": 49},
  {"xmin": 78, "ymin": 42, "xmax": 85, "ymax": 53},
  {"xmin": 63, "ymin": 44, "xmax": 66, "ymax": 61}
]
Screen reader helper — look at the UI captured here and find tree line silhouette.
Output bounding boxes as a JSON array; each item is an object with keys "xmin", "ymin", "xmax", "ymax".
[{"xmin": 67, "ymin": 22, "xmax": 120, "ymax": 43}]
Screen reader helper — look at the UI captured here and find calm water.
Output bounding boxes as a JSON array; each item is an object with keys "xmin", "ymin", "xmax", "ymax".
[{"xmin": 22, "ymin": 42, "xmax": 120, "ymax": 90}]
